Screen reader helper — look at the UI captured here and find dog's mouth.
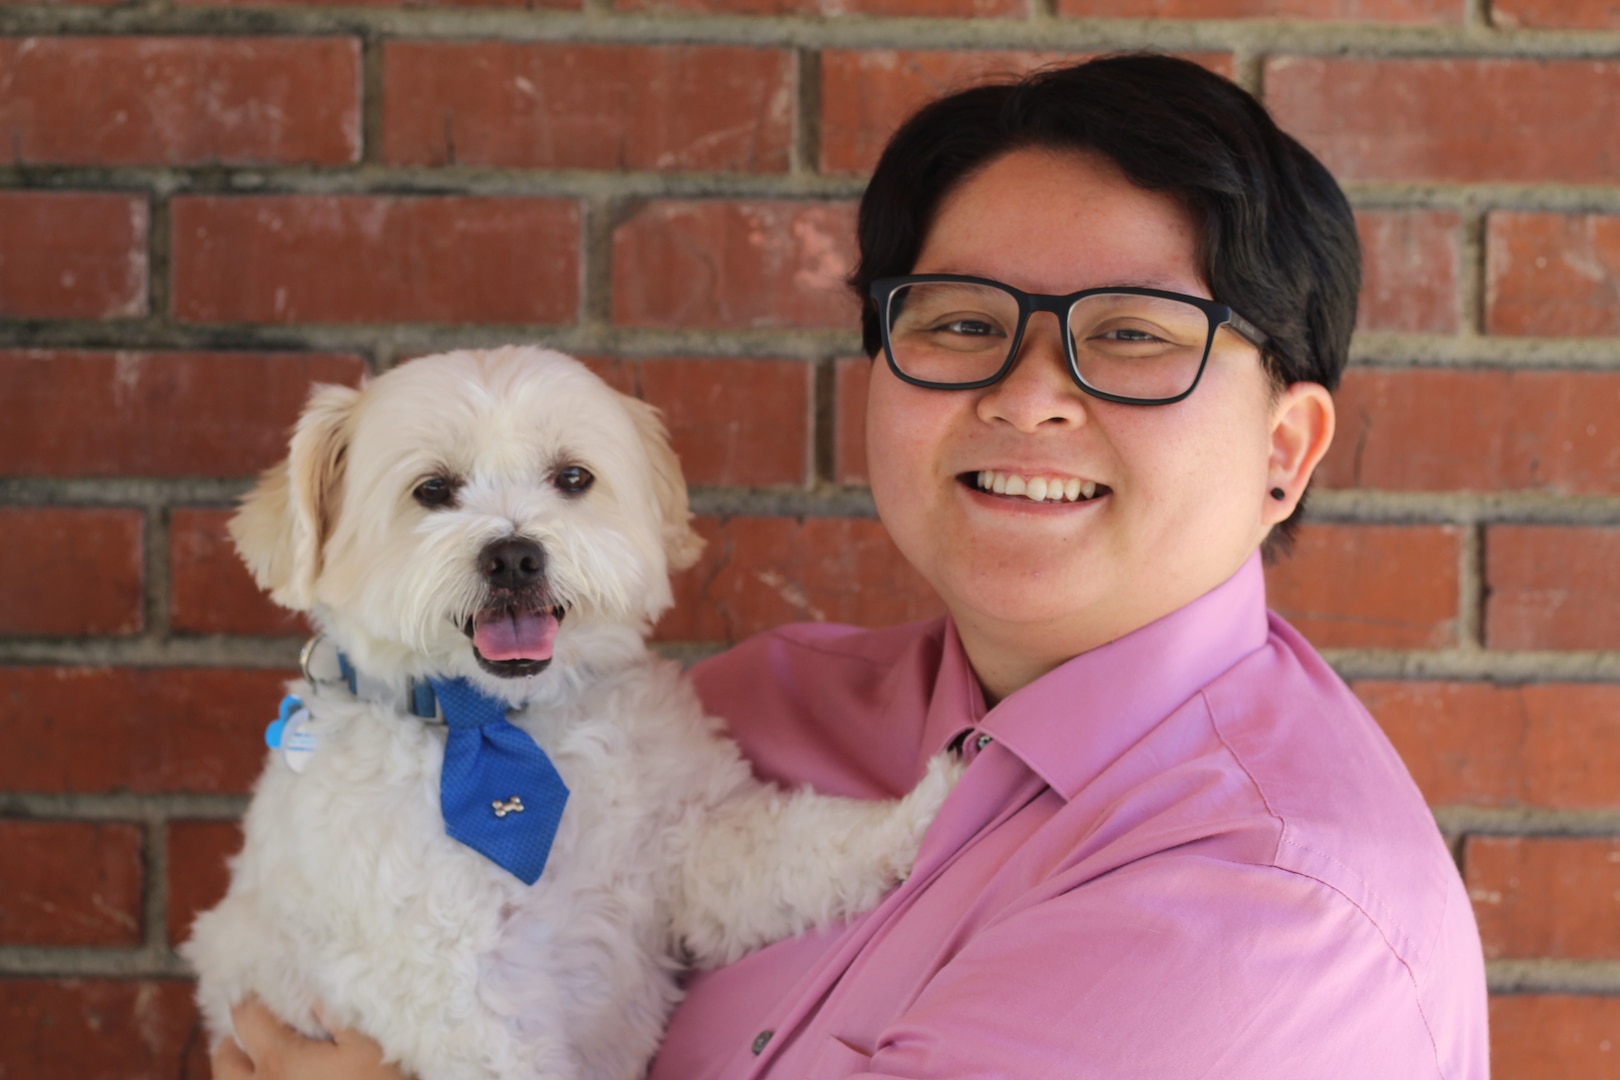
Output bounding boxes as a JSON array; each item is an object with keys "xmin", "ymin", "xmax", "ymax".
[{"xmin": 463, "ymin": 600, "xmax": 566, "ymax": 678}]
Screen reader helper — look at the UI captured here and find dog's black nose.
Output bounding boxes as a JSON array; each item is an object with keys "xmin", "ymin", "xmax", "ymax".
[{"xmin": 479, "ymin": 537, "xmax": 545, "ymax": 589}]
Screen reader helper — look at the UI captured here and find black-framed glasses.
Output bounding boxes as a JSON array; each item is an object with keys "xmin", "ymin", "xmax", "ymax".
[{"xmin": 870, "ymin": 274, "xmax": 1270, "ymax": 406}]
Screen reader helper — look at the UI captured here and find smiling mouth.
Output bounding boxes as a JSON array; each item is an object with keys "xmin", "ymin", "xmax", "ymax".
[
  {"xmin": 965, "ymin": 469, "xmax": 1111, "ymax": 505},
  {"xmin": 463, "ymin": 601, "xmax": 566, "ymax": 678}
]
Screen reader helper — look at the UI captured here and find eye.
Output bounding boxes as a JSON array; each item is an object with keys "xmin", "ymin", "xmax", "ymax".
[
  {"xmin": 412, "ymin": 475, "xmax": 459, "ymax": 510},
  {"xmin": 554, "ymin": 465, "xmax": 594, "ymax": 495}
]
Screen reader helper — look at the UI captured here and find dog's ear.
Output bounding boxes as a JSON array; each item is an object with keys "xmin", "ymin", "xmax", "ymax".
[
  {"xmin": 230, "ymin": 383, "xmax": 361, "ymax": 610},
  {"xmin": 617, "ymin": 392, "xmax": 705, "ymax": 573}
]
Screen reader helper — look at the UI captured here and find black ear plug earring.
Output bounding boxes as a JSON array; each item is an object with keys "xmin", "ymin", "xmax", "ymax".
[{"xmin": 1270, "ymin": 487, "xmax": 1287, "ymax": 500}]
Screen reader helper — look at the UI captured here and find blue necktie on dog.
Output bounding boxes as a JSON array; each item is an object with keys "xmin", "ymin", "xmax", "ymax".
[{"xmin": 429, "ymin": 676, "xmax": 569, "ymax": 886}]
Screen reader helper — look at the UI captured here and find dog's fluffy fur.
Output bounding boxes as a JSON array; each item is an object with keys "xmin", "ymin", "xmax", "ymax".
[{"xmin": 184, "ymin": 347, "xmax": 957, "ymax": 1080}]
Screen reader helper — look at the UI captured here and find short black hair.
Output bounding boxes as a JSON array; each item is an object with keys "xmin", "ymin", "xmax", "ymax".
[{"xmin": 848, "ymin": 53, "xmax": 1360, "ymax": 551}]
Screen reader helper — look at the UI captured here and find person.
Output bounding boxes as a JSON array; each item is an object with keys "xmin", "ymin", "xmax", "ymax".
[{"xmin": 215, "ymin": 53, "xmax": 1489, "ymax": 1079}]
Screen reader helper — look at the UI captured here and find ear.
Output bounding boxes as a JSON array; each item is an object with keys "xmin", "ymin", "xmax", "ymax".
[
  {"xmin": 229, "ymin": 383, "xmax": 361, "ymax": 610},
  {"xmin": 616, "ymin": 391, "xmax": 705, "ymax": 573},
  {"xmin": 1263, "ymin": 381, "xmax": 1335, "ymax": 528}
]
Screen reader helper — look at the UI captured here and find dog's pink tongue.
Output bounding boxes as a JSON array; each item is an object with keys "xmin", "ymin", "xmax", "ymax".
[{"xmin": 473, "ymin": 610, "xmax": 559, "ymax": 662}]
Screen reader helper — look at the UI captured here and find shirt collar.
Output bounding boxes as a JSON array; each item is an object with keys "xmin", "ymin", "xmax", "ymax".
[{"xmin": 938, "ymin": 552, "xmax": 1271, "ymax": 801}]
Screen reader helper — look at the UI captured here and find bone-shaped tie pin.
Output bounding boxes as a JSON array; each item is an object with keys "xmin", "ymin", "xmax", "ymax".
[{"xmin": 492, "ymin": 797, "xmax": 525, "ymax": 819}]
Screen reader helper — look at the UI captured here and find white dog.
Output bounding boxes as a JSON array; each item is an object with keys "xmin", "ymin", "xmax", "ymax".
[{"xmin": 183, "ymin": 347, "xmax": 958, "ymax": 1080}]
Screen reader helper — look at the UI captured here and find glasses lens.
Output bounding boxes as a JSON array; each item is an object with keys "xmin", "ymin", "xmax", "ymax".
[
  {"xmin": 885, "ymin": 281, "xmax": 1021, "ymax": 386},
  {"xmin": 1067, "ymin": 293, "xmax": 1214, "ymax": 402}
]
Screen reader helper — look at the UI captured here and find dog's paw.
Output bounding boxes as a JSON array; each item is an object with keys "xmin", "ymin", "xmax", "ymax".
[{"xmin": 886, "ymin": 751, "xmax": 966, "ymax": 882}]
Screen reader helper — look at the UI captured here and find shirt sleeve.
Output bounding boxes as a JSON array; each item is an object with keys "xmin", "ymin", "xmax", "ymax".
[{"xmin": 833, "ymin": 855, "xmax": 1449, "ymax": 1080}]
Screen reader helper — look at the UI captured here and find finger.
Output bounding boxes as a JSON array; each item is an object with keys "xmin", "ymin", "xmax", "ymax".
[
  {"xmin": 210, "ymin": 1030, "xmax": 255, "ymax": 1078},
  {"xmin": 230, "ymin": 998, "xmax": 293, "ymax": 1056}
]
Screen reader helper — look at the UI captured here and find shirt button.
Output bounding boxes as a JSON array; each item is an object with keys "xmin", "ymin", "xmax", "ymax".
[
  {"xmin": 752, "ymin": 1031, "xmax": 773, "ymax": 1055},
  {"xmin": 976, "ymin": 733, "xmax": 994, "ymax": 751}
]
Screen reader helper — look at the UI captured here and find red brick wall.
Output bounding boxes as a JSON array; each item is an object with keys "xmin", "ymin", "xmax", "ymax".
[{"xmin": 1, "ymin": 3, "xmax": 1617, "ymax": 1074}]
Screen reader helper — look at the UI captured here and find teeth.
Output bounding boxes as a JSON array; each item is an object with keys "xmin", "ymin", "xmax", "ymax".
[{"xmin": 973, "ymin": 470, "xmax": 1104, "ymax": 504}]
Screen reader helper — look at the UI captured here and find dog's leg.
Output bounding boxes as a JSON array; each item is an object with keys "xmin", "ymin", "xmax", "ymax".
[{"xmin": 670, "ymin": 752, "xmax": 961, "ymax": 967}]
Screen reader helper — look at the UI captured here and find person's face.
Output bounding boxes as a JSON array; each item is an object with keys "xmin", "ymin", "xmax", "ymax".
[{"xmin": 865, "ymin": 148, "xmax": 1332, "ymax": 699}]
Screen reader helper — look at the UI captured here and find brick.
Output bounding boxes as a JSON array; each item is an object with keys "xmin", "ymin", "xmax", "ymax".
[
  {"xmin": 612, "ymin": 200, "xmax": 858, "ymax": 330},
  {"xmin": 0, "ymin": 508, "xmax": 144, "ymax": 636},
  {"xmin": 584, "ymin": 357, "xmax": 811, "ymax": 487},
  {"xmin": 0, "ymin": 350, "xmax": 368, "ymax": 478},
  {"xmin": 1265, "ymin": 524, "xmax": 1461, "ymax": 650},
  {"xmin": 1490, "ymin": 995, "xmax": 1620, "ymax": 1079},
  {"xmin": 166, "ymin": 819, "xmax": 240, "ymax": 947},
  {"xmin": 617, "ymin": 0, "xmax": 1022, "ymax": 18},
  {"xmin": 1466, "ymin": 836, "xmax": 1620, "ymax": 960},
  {"xmin": 170, "ymin": 508, "xmax": 310, "ymax": 636},
  {"xmin": 1485, "ymin": 212, "xmax": 1620, "ymax": 338},
  {"xmin": 0, "ymin": 37, "xmax": 359, "ymax": 167},
  {"xmin": 1354, "ymin": 210, "xmax": 1460, "ymax": 334},
  {"xmin": 0, "ymin": 821, "xmax": 143, "ymax": 947},
  {"xmin": 1265, "ymin": 57, "xmax": 1620, "ymax": 183},
  {"xmin": 1056, "ymin": 0, "xmax": 1456, "ymax": 18},
  {"xmin": 0, "ymin": 191, "xmax": 147, "ymax": 319},
  {"xmin": 656, "ymin": 515, "xmax": 943, "ymax": 643},
  {"xmin": 1354, "ymin": 681, "xmax": 1620, "ymax": 810},
  {"xmin": 1486, "ymin": 526, "xmax": 1620, "ymax": 651},
  {"xmin": 1319, "ymin": 368, "xmax": 1620, "ymax": 494},
  {"xmin": 177, "ymin": 0, "xmax": 576, "ymax": 8},
  {"xmin": 1493, "ymin": 0, "xmax": 1620, "ymax": 29},
  {"xmin": 820, "ymin": 52, "xmax": 1234, "ymax": 176},
  {"xmin": 834, "ymin": 356, "xmax": 873, "ymax": 485},
  {"xmin": 0, "ymin": 667, "xmax": 288, "ymax": 795},
  {"xmin": 382, "ymin": 43, "xmax": 792, "ymax": 172},
  {"xmin": 0, "ymin": 979, "xmax": 208, "ymax": 1080},
  {"xmin": 171, "ymin": 196, "xmax": 580, "ymax": 325}
]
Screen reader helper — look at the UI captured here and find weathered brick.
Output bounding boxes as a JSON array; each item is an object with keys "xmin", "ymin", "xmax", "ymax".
[
  {"xmin": 1056, "ymin": 0, "xmax": 1456, "ymax": 18},
  {"xmin": 0, "ymin": 191, "xmax": 147, "ymax": 319},
  {"xmin": 382, "ymin": 42, "xmax": 793, "ymax": 172},
  {"xmin": 1485, "ymin": 212, "xmax": 1620, "ymax": 338},
  {"xmin": 1354, "ymin": 209, "xmax": 1461, "ymax": 334},
  {"xmin": 0, "ymin": 350, "xmax": 367, "ymax": 478},
  {"xmin": 819, "ymin": 51, "xmax": 1233, "ymax": 175},
  {"xmin": 171, "ymin": 195, "xmax": 580, "ymax": 325},
  {"xmin": 656, "ymin": 515, "xmax": 943, "ymax": 643},
  {"xmin": 834, "ymin": 355, "xmax": 873, "ymax": 485},
  {"xmin": 584, "ymin": 357, "xmax": 812, "ymax": 487},
  {"xmin": 0, "ymin": 36, "xmax": 359, "ymax": 166},
  {"xmin": 1319, "ymin": 368, "xmax": 1620, "ymax": 494},
  {"xmin": 611, "ymin": 200, "xmax": 858, "ymax": 330},
  {"xmin": 1354, "ymin": 681, "xmax": 1620, "ymax": 810},
  {"xmin": 1485, "ymin": 526, "xmax": 1620, "ymax": 651},
  {"xmin": 1266, "ymin": 57, "xmax": 1620, "ymax": 183},
  {"xmin": 618, "ymin": 0, "xmax": 1021, "ymax": 13},
  {"xmin": 1493, "ymin": 0, "xmax": 1620, "ymax": 29},
  {"xmin": 1490, "ymin": 995, "xmax": 1620, "ymax": 1079},
  {"xmin": 1265, "ymin": 524, "xmax": 1462, "ymax": 650},
  {"xmin": 177, "ymin": 0, "xmax": 576, "ymax": 8},
  {"xmin": 0, "ymin": 508, "xmax": 144, "ymax": 636},
  {"xmin": 170, "ymin": 508, "xmax": 309, "ymax": 636},
  {"xmin": 166, "ymin": 819, "xmax": 241, "ymax": 947},
  {"xmin": 0, "ymin": 979, "xmax": 208, "ymax": 1080},
  {"xmin": 0, "ymin": 821, "xmax": 143, "ymax": 947},
  {"xmin": 1467, "ymin": 836, "xmax": 1620, "ymax": 960},
  {"xmin": 0, "ymin": 667, "xmax": 287, "ymax": 795}
]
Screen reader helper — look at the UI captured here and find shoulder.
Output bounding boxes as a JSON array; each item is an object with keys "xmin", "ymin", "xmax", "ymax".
[{"xmin": 686, "ymin": 619, "xmax": 950, "ymax": 795}]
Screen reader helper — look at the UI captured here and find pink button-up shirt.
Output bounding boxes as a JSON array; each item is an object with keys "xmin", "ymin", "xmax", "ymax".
[{"xmin": 649, "ymin": 554, "xmax": 1489, "ymax": 1079}]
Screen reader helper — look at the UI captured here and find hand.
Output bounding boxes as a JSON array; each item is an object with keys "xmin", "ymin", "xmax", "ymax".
[{"xmin": 211, "ymin": 998, "xmax": 406, "ymax": 1080}]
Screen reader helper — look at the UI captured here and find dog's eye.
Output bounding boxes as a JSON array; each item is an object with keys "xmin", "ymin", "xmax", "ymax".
[
  {"xmin": 413, "ymin": 476, "xmax": 459, "ymax": 509},
  {"xmin": 554, "ymin": 466, "xmax": 594, "ymax": 495}
]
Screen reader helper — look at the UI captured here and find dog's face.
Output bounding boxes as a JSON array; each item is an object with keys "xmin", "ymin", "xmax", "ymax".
[{"xmin": 231, "ymin": 347, "xmax": 704, "ymax": 694}]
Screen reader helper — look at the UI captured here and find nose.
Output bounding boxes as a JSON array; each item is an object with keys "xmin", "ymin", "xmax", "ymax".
[
  {"xmin": 977, "ymin": 311, "xmax": 1088, "ymax": 430},
  {"xmin": 479, "ymin": 537, "xmax": 545, "ymax": 590}
]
